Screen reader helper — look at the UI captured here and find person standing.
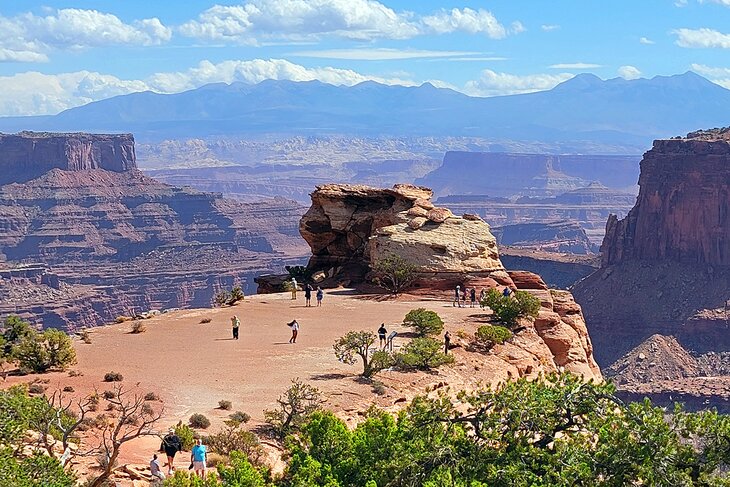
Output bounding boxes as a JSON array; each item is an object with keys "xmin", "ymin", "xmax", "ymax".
[
  {"xmin": 288, "ymin": 319, "xmax": 300, "ymax": 343},
  {"xmin": 291, "ymin": 278, "xmax": 298, "ymax": 300},
  {"xmin": 444, "ymin": 331, "xmax": 451, "ymax": 355},
  {"xmin": 231, "ymin": 315, "xmax": 240, "ymax": 340},
  {"xmin": 470, "ymin": 288, "xmax": 477, "ymax": 308},
  {"xmin": 503, "ymin": 286, "xmax": 512, "ymax": 298},
  {"xmin": 453, "ymin": 285, "xmax": 461, "ymax": 307},
  {"xmin": 378, "ymin": 323, "xmax": 387, "ymax": 348},
  {"xmin": 316, "ymin": 286, "xmax": 324, "ymax": 307},
  {"xmin": 479, "ymin": 288, "xmax": 487, "ymax": 304},
  {"xmin": 160, "ymin": 428, "xmax": 182, "ymax": 475},
  {"xmin": 191, "ymin": 439, "xmax": 207, "ymax": 478},
  {"xmin": 305, "ymin": 284, "xmax": 313, "ymax": 307},
  {"xmin": 150, "ymin": 453, "xmax": 165, "ymax": 482}
]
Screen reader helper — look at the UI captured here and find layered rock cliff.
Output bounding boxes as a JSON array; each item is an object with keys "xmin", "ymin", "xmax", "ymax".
[
  {"xmin": 601, "ymin": 136, "xmax": 730, "ymax": 266},
  {"xmin": 0, "ymin": 132, "xmax": 136, "ymax": 184},
  {"xmin": 0, "ymin": 132, "xmax": 308, "ymax": 329}
]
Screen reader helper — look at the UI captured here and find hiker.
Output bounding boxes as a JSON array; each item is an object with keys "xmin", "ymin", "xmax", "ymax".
[
  {"xmin": 150, "ymin": 453, "xmax": 165, "ymax": 481},
  {"xmin": 444, "ymin": 331, "xmax": 451, "ymax": 355},
  {"xmin": 288, "ymin": 319, "xmax": 299, "ymax": 343},
  {"xmin": 503, "ymin": 286, "xmax": 512, "ymax": 298},
  {"xmin": 316, "ymin": 286, "xmax": 324, "ymax": 307},
  {"xmin": 453, "ymin": 285, "xmax": 461, "ymax": 307},
  {"xmin": 378, "ymin": 323, "xmax": 387, "ymax": 348},
  {"xmin": 160, "ymin": 428, "xmax": 182, "ymax": 475},
  {"xmin": 291, "ymin": 278, "xmax": 298, "ymax": 300},
  {"xmin": 479, "ymin": 288, "xmax": 487, "ymax": 307},
  {"xmin": 461, "ymin": 287, "xmax": 467, "ymax": 307},
  {"xmin": 305, "ymin": 283, "xmax": 313, "ymax": 307},
  {"xmin": 191, "ymin": 438, "xmax": 207, "ymax": 478},
  {"xmin": 231, "ymin": 315, "xmax": 240, "ymax": 340},
  {"xmin": 470, "ymin": 288, "xmax": 477, "ymax": 308}
]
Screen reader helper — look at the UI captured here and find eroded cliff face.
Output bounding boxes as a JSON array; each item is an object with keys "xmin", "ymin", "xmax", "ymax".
[
  {"xmin": 0, "ymin": 132, "xmax": 308, "ymax": 329},
  {"xmin": 602, "ymin": 137, "xmax": 730, "ymax": 267},
  {"xmin": 300, "ymin": 183, "xmax": 503, "ymax": 281},
  {"xmin": 0, "ymin": 132, "xmax": 136, "ymax": 184}
]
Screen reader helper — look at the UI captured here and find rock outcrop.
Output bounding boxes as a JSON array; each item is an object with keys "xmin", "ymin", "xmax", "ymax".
[
  {"xmin": 0, "ymin": 132, "xmax": 308, "ymax": 329},
  {"xmin": 492, "ymin": 220, "xmax": 596, "ymax": 254},
  {"xmin": 300, "ymin": 184, "xmax": 503, "ymax": 282},
  {"xmin": 601, "ymin": 135, "xmax": 730, "ymax": 266},
  {"xmin": 0, "ymin": 132, "xmax": 136, "ymax": 184}
]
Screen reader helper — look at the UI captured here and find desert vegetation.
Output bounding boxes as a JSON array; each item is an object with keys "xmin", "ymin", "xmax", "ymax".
[
  {"xmin": 371, "ymin": 254, "xmax": 418, "ymax": 294},
  {"xmin": 1, "ymin": 316, "xmax": 76, "ymax": 374},
  {"xmin": 214, "ymin": 286, "xmax": 245, "ymax": 307},
  {"xmin": 481, "ymin": 288, "xmax": 541, "ymax": 327}
]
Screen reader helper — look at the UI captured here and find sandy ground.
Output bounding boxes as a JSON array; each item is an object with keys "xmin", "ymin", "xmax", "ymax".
[{"xmin": 5, "ymin": 289, "xmax": 480, "ymax": 470}]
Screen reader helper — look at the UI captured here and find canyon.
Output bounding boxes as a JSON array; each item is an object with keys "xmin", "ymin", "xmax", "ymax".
[
  {"xmin": 0, "ymin": 132, "xmax": 308, "ymax": 330},
  {"xmin": 574, "ymin": 128, "xmax": 730, "ymax": 410}
]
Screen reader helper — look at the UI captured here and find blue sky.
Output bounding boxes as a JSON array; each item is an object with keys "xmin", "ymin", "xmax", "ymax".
[{"xmin": 1, "ymin": 0, "xmax": 730, "ymax": 115}]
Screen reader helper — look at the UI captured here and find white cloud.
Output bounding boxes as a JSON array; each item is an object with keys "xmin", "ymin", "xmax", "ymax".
[
  {"xmin": 0, "ymin": 8, "xmax": 171, "ymax": 63},
  {"xmin": 617, "ymin": 65, "xmax": 642, "ymax": 79},
  {"xmin": 0, "ymin": 59, "xmax": 420, "ymax": 116},
  {"xmin": 549, "ymin": 63, "xmax": 601, "ymax": 69},
  {"xmin": 699, "ymin": 0, "xmax": 730, "ymax": 5},
  {"xmin": 541, "ymin": 24, "xmax": 560, "ymax": 31},
  {"xmin": 674, "ymin": 27, "xmax": 730, "ymax": 48},
  {"xmin": 639, "ymin": 36, "xmax": 655, "ymax": 44},
  {"xmin": 690, "ymin": 62, "xmax": 730, "ymax": 88},
  {"xmin": 464, "ymin": 69, "xmax": 573, "ymax": 97},
  {"xmin": 181, "ymin": 1, "xmax": 522, "ymax": 42},
  {"xmin": 290, "ymin": 48, "xmax": 480, "ymax": 60}
]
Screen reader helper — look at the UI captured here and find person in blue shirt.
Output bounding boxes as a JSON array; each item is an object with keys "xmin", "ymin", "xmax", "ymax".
[{"xmin": 191, "ymin": 438, "xmax": 207, "ymax": 478}]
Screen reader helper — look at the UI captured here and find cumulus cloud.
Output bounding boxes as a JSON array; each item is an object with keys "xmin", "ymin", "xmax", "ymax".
[
  {"xmin": 639, "ymin": 36, "xmax": 655, "ymax": 44},
  {"xmin": 0, "ymin": 8, "xmax": 171, "ymax": 62},
  {"xmin": 549, "ymin": 63, "xmax": 601, "ymax": 69},
  {"xmin": 673, "ymin": 27, "xmax": 730, "ymax": 48},
  {"xmin": 0, "ymin": 59, "xmax": 420, "ymax": 116},
  {"xmin": 180, "ymin": 1, "xmax": 522, "ymax": 42},
  {"xmin": 690, "ymin": 63, "xmax": 730, "ymax": 88},
  {"xmin": 617, "ymin": 65, "xmax": 642, "ymax": 79},
  {"xmin": 464, "ymin": 69, "xmax": 573, "ymax": 97}
]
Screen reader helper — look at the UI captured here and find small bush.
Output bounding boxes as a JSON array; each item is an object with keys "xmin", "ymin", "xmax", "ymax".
[
  {"xmin": 475, "ymin": 325, "xmax": 513, "ymax": 350},
  {"xmin": 79, "ymin": 329, "xmax": 91, "ymax": 344},
  {"xmin": 130, "ymin": 320, "xmax": 146, "ymax": 334},
  {"xmin": 144, "ymin": 392, "xmax": 160, "ymax": 401},
  {"xmin": 218, "ymin": 400, "xmax": 233, "ymax": 410},
  {"xmin": 403, "ymin": 308, "xmax": 444, "ymax": 337},
  {"xmin": 199, "ymin": 318, "xmax": 212, "ymax": 324},
  {"xmin": 371, "ymin": 254, "xmax": 418, "ymax": 294},
  {"xmin": 68, "ymin": 369, "xmax": 83, "ymax": 377},
  {"xmin": 189, "ymin": 413, "xmax": 211, "ymax": 429},
  {"xmin": 89, "ymin": 394, "xmax": 100, "ymax": 411},
  {"xmin": 103, "ymin": 371, "xmax": 123, "ymax": 382},
  {"xmin": 395, "ymin": 337, "xmax": 454, "ymax": 370},
  {"xmin": 264, "ymin": 378, "xmax": 322, "ymax": 439},
  {"xmin": 12, "ymin": 328, "xmax": 77, "ymax": 373},
  {"xmin": 102, "ymin": 390, "xmax": 116, "ymax": 400},
  {"xmin": 62, "ymin": 385, "xmax": 74, "ymax": 393},
  {"xmin": 175, "ymin": 423, "xmax": 197, "ymax": 450},
  {"xmin": 206, "ymin": 452, "xmax": 228, "ymax": 468},
  {"xmin": 28, "ymin": 383, "xmax": 45, "ymax": 394},
  {"xmin": 229, "ymin": 286, "xmax": 245, "ymax": 305},
  {"xmin": 114, "ymin": 316, "xmax": 131, "ymax": 323},
  {"xmin": 371, "ymin": 381, "xmax": 387, "ymax": 395},
  {"xmin": 481, "ymin": 289, "xmax": 541, "ymax": 328},
  {"xmin": 204, "ymin": 423, "xmax": 264, "ymax": 465},
  {"xmin": 228, "ymin": 411, "xmax": 251, "ymax": 424}
]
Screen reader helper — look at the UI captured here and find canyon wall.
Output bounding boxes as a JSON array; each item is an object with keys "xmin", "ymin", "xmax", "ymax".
[
  {"xmin": 601, "ymin": 137, "xmax": 730, "ymax": 267},
  {"xmin": 0, "ymin": 132, "xmax": 136, "ymax": 184}
]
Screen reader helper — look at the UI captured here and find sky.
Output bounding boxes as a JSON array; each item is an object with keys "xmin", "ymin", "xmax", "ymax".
[{"xmin": 1, "ymin": 0, "xmax": 730, "ymax": 116}]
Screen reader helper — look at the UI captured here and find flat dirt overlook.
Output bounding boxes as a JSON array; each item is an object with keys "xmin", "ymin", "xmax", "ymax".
[{"xmin": 4, "ymin": 289, "xmax": 577, "ymax": 480}]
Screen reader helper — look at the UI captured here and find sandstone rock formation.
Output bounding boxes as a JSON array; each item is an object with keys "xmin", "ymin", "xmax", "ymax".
[
  {"xmin": 602, "ymin": 136, "xmax": 730, "ymax": 266},
  {"xmin": 0, "ymin": 132, "xmax": 308, "ymax": 329},
  {"xmin": 299, "ymin": 184, "xmax": 503, "ymax": 282},
  {"xmin": 492, "ymin": 220, "xmax": 596, "ymax": 254}
]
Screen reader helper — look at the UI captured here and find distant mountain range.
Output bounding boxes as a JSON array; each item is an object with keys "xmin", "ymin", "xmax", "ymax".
[{"xmin": 0, "ymin": 72, "xmax": 728, "ymax": 150}]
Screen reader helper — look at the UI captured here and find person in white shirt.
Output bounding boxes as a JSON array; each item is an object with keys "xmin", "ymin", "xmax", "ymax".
[
  {"xmin": 150, "ymin": 453, "xmax": 165, "ymax": 481},
  {"xmin": 288, "ymin": 319, "xmax": 299, "ymax": 343}
]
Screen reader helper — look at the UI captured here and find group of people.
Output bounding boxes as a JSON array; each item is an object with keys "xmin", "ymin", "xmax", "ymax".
[
  {"xmin": 151, "ymin": 429, "xmax": 207, "ymax": 481},
  {"xmin": 290, "ymin": 278, "xmax": 324, "ymax": 307},
  {"xmin": 453, "ymin": 285, "xmax": 512, "ymax": 308},
  {"xmin": 377, "ymin": 323, "xmax": 451, "ymax": 355}
]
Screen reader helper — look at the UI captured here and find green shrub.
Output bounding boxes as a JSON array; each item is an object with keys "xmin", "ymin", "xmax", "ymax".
[
  {"xmin": 371, "ymin": 254, "xmax": 418, "ymax": 294},
  {"xmin": 218, "ymin": 400, "xmax": 232, "ymax": 410},
  {"xmin": 130, "ymin": 320, "xmax": 146, "ymax": 334},
  {"xmin": 228, "ymin": 411, "xmax": 251, "ymax": 424},
  {"xmin": 333, "ymin": 331, "xmax": 394, "ymax": 378},
  {"xmin": 102, "ymin": 390, "xmax": 116, "ymax": 400},
  {"xmin": 475, "ymin": 325, "xmax": 513, "ymax": 350},
  {"xmin": 28, "ymin": 383, "xmax": 45, "ymax": 394},
  {"xmin": 403, "ymin": 308, "xmax": 444, "ymax": 337},
  {"xmin": 11, "ymin": 328, "xmax": 76, "ymax": 373},
  {"xmin": 395, "ymin": 337, "xmax": 454, "ymax": 370},
  {"xmin": 189, "ymin": 413, "xmax": 211, "ymax": 429},
  {"xmin": 229, "ymin": 287, "xmax": 245, "ymax": 305},
  {"xmin": 481, "ymin": 289, "xmax": 541, "ymax": 327},
  {"xmin": 175, "ymin": 423, "xmax": 196, "ymax": 451},
  {"xmin": 103, "ymin": 371, "xmax": 123, "ymax": 382},
  {"xmin": 144, "ymin": 392, "xmax": 160, "ymax": 401},
  {"xmin": 204, "ymin": 423, "xmax": 264, "ymax": 464},
  {"xmin": 264, "ymin": 378, "xmax": 321, "ymax": 439}
]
